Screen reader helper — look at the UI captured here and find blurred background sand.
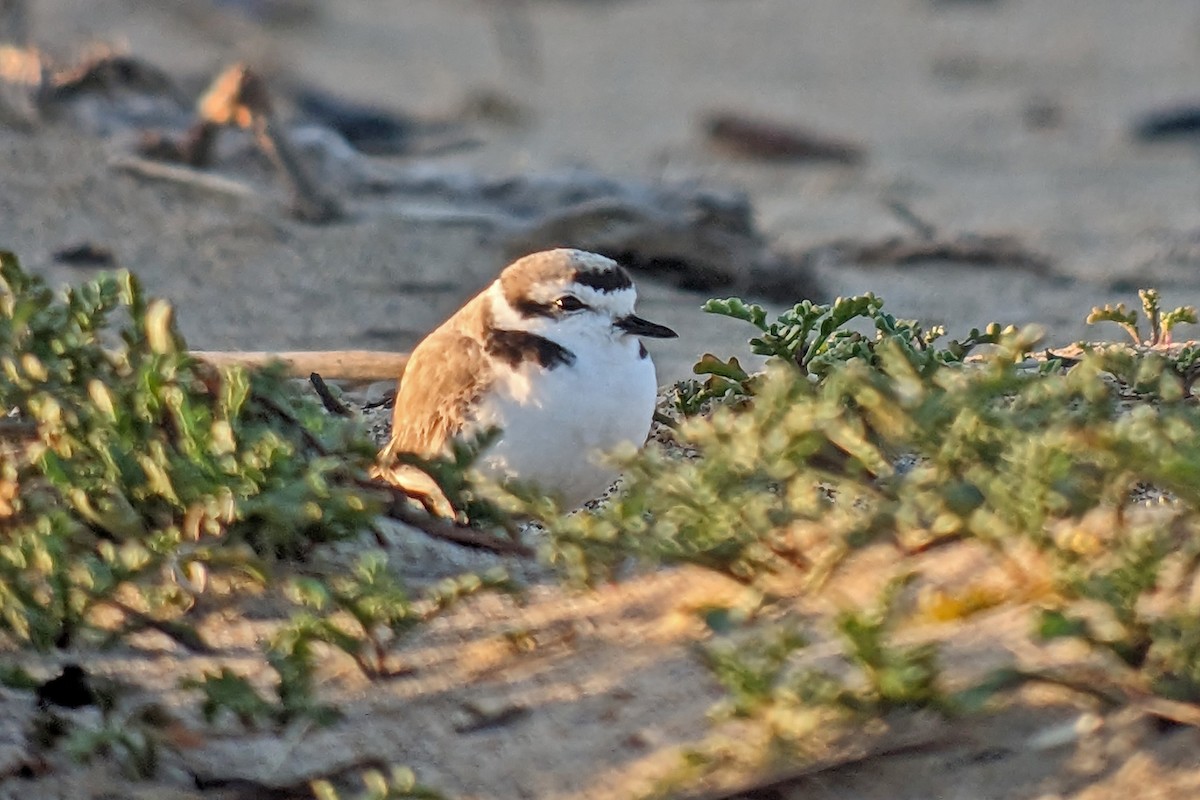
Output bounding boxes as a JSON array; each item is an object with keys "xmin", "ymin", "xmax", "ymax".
[{"xmin": 6, "ymin": 0, "xmax": 1200, "ymax": 380}]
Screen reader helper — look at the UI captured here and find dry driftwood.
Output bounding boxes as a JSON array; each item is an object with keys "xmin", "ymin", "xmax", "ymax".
[
  {"xmin": 3, "ymin": 43, "xmax": 799, "ymax": 296},
  {"xmin": 111, "ymin": 154, "xmax": 259, "ymax": 199},
  {"xmin": 191, "ymin": 349, "xmax": 409, "ymax": 382}
]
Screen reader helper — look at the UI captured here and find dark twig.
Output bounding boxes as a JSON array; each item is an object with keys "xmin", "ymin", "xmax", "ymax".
[
  {"xmin": 309, "ymin": 372, "xmax": 352, "ymax": 417},
  {"xmin": 257, "ymin": 104, "xmax": 342, "ymax": 223},
  {"xmin": 883, "ymin": 197, "xmax": 938, "ymax": 239},
  {"xmin": 361, "ymin": 389, "xmax": 396, "ymax": 412},
  {"xmin": 1132, "ymin": 104, "xmax": 1200, "ymax": 142},
  {"xmin": 651, "ymin": 410, "xmax": 680, "ymax": 431},
  {"xmin": 897, "ymin": 531, "xmax": 965, "ymax": 556}
]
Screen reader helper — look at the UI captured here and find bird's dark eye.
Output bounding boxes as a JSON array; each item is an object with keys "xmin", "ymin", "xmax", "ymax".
[{"xmin": 554, "ymin": 295, "xmax": 587, "ymax": 312}]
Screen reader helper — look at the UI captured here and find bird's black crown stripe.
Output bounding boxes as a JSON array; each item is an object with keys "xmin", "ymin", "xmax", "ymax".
[
  {"xmin": 487, "ymin": 329, "xmax": 576, "ymax": 369},
  {"xmin": 572, "ymin": 267, "xmax": 633, "ymax": 293}
]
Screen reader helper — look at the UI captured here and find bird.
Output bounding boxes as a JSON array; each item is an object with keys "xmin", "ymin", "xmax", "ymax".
[{"xmin": 376, "ymin": 248, "xmax": 677, "ymax": 510}]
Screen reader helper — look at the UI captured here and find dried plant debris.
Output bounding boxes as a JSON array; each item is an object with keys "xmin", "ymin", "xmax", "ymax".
[
  {"xmin": 7, "ymin": 42, "xmax": 789, "ymax": 291},
  {"xmin": 0, "ymin": 43, "xmax": 182, "ymax": 128},
  {"xmin": 1, "ymin": 42, "xmax": 462, "ymax": 221},
  {"xmin": 793, "ymin": 201, "xmax": 1052, "ymax": 274},
  {"xmin": 136, "ymin": 63, "xmax": 341, "ymax": 223},
  {"xmin": 835, "ymin": 232, "xmax": 1052, "ymax": 271},
  {"xmin": 51, "ymin": 242, "xmax": 116, "ymax": 268},
  {"xmin": 822, "ymin": 199, "xmax": 1053, "ymax": 272},
  {"xmin": 702, "ymin": 110, "xmax": 866, "ymax": 165},
  {"xmin": 292, "ymin": 84, "xmax": 479, "ymax": 156},
  {"xmin": 129, "ymin": 106, "xmax": 790, "ymax": 291}
]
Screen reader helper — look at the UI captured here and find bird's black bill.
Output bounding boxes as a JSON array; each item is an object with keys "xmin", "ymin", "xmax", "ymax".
[{"xmin": 615, "ymin": 314, "xmax": 678, "ymax": 339}]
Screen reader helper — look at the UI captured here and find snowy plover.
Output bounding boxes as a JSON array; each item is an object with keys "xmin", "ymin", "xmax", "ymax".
[{"xmin": 377, "ymin": 248, "xmax": 677, "ymax": 509}]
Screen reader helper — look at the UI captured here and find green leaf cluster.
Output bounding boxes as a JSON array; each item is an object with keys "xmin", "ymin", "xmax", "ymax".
[
  {"xmin": 281, "ymin": 551, "xmax": 516, "ymax": 678},
  {"xmin": 0, "ymin": 251, "xmax": 389, "ymax": 648},
  {"xmin": 532, "ymin": 288, "xmax": 1200, "ymax": 757},
  {"xmin": 701, "ymin": 576, "xmax": 944, "ymax": 739},
  {"xmin": 312, "ymin": 766, "xmax": 447, "ymax": 800},
  {"xmin": 1087, "ymin": 288, "xmax": 1197, "ymax": 346},
  {"xmin": 0, "ymin": 251, "xmax": 513, "ymax": 756}
]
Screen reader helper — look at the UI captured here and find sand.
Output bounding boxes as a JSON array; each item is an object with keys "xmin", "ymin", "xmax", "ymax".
[{"xmin": 4, "ymin": 0, "xmax": 1200, "ymax": 797}]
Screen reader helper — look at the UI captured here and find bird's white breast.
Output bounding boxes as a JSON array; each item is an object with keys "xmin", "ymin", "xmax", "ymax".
[{"xmin": 473, "ymin": 334, "xmax": 658, "ymax": 508}]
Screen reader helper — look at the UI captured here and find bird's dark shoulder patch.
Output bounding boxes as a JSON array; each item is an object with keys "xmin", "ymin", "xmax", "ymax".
[{"xmin": 487, "ymin": 329, "xmax": 576, "ymax": 370}]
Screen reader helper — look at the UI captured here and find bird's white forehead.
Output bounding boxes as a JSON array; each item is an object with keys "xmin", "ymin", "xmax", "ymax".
[{"xmin": 567, "ymin": 250, "xmax": 621, "ymax": 274}]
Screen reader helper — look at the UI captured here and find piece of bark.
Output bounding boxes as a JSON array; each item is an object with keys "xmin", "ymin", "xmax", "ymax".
[{"xmin": 111, "ymin": 154, "xmax": 259, "ymax": 199}]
